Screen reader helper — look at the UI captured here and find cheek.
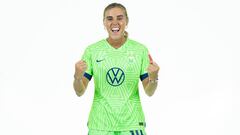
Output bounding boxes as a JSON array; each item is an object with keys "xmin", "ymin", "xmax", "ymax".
[
  {"xmin": 104, "ymin": 23, "xmax": 111, "ymax": 30},
  {"xmin": 104, "ymin": 21, "xmax": 110, "ymax": 27},
  {"xmin": 120, "ymin": 22, "xmax": 126, "ymax": 28}
]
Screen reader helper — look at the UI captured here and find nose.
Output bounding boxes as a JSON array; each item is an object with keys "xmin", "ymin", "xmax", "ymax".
[{"xmin": 112, "ymin": 19, "xmax": 118, "ymax": 24}]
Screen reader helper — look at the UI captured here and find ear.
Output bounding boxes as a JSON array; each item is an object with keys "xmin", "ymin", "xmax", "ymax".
[
  {"xmin": 103, "ymin": 18, "xmax": 109, "ymax": 25},
  {"xmin": 103, "ymin": 21, "xmax": 107, "ymax": 30},
  {"xmin": 126, "ymin": 19, "xmax": 129, "ymax": 26}
]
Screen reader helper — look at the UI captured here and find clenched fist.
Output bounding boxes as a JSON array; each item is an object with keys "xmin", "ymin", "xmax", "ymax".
[
  {"xmin": 147, "ymin": 54, "xmax": 160, "ymax": 80},
  {"xmin": 147, "ymin": 61, "xmax": 160, "ymax": 80},
  {"xmin": 74, "ymin": 60, "xmax": 87, "ymax": 80}
]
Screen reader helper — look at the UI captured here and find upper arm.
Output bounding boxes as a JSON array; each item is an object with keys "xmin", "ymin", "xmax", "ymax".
[
  {"xmin": 140, "ymin": 46, "xmax": 150, "ymax": 90},
  {"xmin": 82, "ymin": 47, "xmax": 93, "ymax": 76},
  {"xmin": 81, "ymin": 46, "xmax": 93, "ymax": 89}
]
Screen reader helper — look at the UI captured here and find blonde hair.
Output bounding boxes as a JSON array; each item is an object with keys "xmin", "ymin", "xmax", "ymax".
[{"xmin": 103, "ymin": 3, "xmax": 129, "ymax": 38}]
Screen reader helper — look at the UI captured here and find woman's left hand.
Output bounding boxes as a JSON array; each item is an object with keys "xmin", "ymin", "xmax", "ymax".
[{"xmin": 147, "ymin": 61, "xmax": 160, "ymax": 80}]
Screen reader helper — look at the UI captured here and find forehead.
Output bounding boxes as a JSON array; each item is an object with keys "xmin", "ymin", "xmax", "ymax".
[{"xmin": 105, "ymin": 7, "xmax": 125, "ymax": 17}]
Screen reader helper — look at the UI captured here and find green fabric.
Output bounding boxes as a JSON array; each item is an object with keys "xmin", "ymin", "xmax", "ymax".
[
  {"xmin": 88, "ymin": 129, "xmax": 146, "ymax": 135},
  {"xmin": 82, "ymin": 38, "xmax": 149, "ymax": 131}
]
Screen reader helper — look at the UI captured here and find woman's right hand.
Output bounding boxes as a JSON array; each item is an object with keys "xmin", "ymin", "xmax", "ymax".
[{"xmin": 74, "ymin": 60, "xmax": 87, "ymax": 79}]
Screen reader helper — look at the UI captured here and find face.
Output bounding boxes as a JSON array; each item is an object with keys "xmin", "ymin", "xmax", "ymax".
[{"xmin": 104, "ymin": 7, "xmax": 128, "ymax": 40}]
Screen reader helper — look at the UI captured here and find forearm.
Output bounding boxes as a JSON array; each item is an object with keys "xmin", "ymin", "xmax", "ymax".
[
  {"xmin": 144, "ymin": 80, "xmax": 158, "ymax": 96},
  {"xmin": 73, "ymin": 78, "xmax": 86, "ymax": 97}
]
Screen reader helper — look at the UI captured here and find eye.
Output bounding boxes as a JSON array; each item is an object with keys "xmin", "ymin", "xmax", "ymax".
[
  {"xmin": 106, "ymin": 16, "xmax": 113, "ymax": 21},
  {"xmin": 107, "ymin": 18, "xmax": 113, "ymax": 21},
  {"xmin": 117, "ymin": 15, "xmax": 124, "ymax": 21},
  {"xmin": 117, "ymin": 17, "xmax": 123, "ymax": 21}
]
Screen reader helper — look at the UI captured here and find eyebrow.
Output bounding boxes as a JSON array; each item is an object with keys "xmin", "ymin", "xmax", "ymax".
[
  {"xmin": 117, "ymin": 15, "xmax": 124, "ymax": 18},
  {"xmin": 106, "ymin": 16, "xmax": 113, "ymax": 19},
  {"xmin": 106, "ymin": 15, "xmax": 124, "ymax": 19}
]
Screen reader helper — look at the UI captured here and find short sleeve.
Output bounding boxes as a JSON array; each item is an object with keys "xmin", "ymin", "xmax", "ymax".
[
  {"xmin": 140, "ymin": 47, "xmax": 150, "ymax": 81},
  {"xmin": 81, "ymin": 47, "xmax": 93, "ymax": 81}
]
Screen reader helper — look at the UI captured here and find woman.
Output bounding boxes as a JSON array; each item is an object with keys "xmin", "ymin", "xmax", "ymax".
[{"xmin": 73, "ymin": 3, "xmax": 160, "ymax": 135}]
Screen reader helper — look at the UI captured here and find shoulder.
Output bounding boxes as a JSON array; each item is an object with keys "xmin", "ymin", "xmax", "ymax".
[
  {"xmin": 127, "ymin": 38, "xmax": 148, "ymax": 51},
  {"xmin": 84, "ymin": 39, "xmax": 106, "ymax": 52}
]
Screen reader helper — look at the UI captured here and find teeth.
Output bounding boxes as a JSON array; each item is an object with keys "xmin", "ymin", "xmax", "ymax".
[{"xmin": 112, "ymin": 27, "xmax": 119, "ymax": 31}]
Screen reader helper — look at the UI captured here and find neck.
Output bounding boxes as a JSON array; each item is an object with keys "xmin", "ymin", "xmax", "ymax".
[{"xmin": 107, "ymin": 36, "xmax": 126, "ymax": 49}]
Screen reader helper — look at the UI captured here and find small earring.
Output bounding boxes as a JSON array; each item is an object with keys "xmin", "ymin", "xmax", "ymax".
[{"xmin": 125, "ymin": 25, "xmax": 128, "ymax": 29}]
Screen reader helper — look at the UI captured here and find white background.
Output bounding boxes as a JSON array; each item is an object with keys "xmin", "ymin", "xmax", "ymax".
[{"xmin": 0, "ymin": 0, "xmax": 239, "ymax": 135}]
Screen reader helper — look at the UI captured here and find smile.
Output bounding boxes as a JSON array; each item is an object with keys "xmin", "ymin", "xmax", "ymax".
[{"xmin": 111, "ymin": 27, "xmax": 120, "ymax": 33}]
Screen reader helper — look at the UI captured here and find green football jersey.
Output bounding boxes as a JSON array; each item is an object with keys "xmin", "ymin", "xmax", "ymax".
[{"xmin": 81, "ymin": 38, "xmax": 150, "ymax": 131}]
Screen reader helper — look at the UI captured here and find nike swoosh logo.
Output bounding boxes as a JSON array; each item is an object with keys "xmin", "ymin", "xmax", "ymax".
[{"xmin": 96, "ymin": 59, "xmax": 104, "ymax": 62}]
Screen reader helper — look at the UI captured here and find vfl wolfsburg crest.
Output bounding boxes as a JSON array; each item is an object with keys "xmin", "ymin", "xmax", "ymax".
[{"xmin": 106, "ymin": 67, "xmax": 125, "ymax": 86}]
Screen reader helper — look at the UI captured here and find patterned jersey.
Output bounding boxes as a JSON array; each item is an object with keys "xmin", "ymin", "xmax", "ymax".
[{"xmin": 81, "ymin": 38, "xmax": 149, "ymax": 131}]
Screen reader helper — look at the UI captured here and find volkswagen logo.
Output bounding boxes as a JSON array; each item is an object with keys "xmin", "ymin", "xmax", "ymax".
[{"xmin": 106, "ymin": 67, "xmax": 125, "ymax": 86}]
